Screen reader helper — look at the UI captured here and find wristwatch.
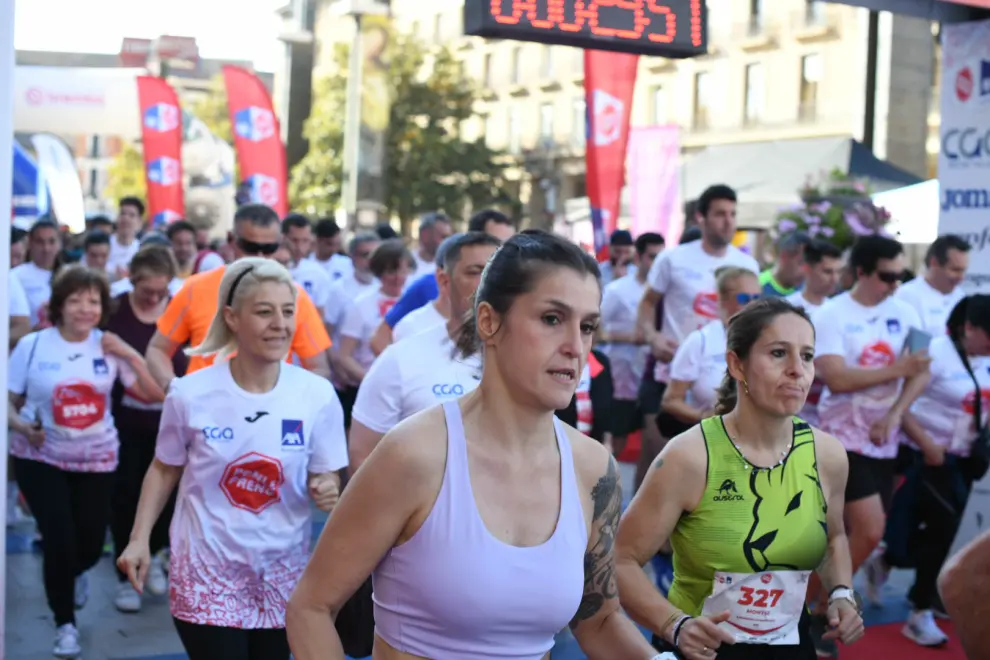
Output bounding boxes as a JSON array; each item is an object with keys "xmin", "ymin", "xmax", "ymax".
[{"xmin": 828, "ymin": 586, "xmax": 861, "ymax": 612}]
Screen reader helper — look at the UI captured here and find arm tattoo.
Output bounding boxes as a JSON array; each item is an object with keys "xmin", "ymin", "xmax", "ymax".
[
  {"xmin": 570, "ymin": 456, "xmax": 622, "ymax": 629},
  {"xmin": 652, "ymin": 457, "xmax": 664, "ymax": 471}
]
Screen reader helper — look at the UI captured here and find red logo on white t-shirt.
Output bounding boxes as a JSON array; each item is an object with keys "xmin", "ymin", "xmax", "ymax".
[
  {"xmin": 693, "ymin": 292, "xmax": 719, "ymax": 319},
  {"xmin": 858, "ymin": 341, "xmax": 895, "ymax": 368},
  {"xmin": 378, "ymin": 298, "xmax": 397, "ymax": 318},
  {"xmin": 962, "ymin": 389, "xmax": 990, "ymax": 415},
  {"xmin": 957, "ymin": 66, "xmax": 973, "ymax": 102},
  {"xmin": 220, "ymin": 452, "xmax": 285, "ymax": 514},
  {"xmin": 52, "ymin": 381, "xmax": 105, "ymax": 430}
]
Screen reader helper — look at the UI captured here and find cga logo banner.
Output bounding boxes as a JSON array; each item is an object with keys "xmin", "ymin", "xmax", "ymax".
[
  {"xmin": 941, "ymin": 127, "xmax": 990, "ymax": 166},
  {"xmin": 143, "ymin": 103, "xmax": 180, "ymax": 133},
  {"xmin": 152, "ymin": 209, "xmax": 183, "ymax": 229},
  {"xmin": 234, "ymin": 106, "xmax": 276, "ymax": 142},
  {"xmin": 147, "ymin": 157, "xmax": 181, "ymax": 186},
  {"xmin": 245, "ymin": 173, "xmax": 281, "ymax": 207}
]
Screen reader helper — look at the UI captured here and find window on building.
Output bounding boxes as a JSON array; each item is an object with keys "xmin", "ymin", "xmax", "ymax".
[
  {"xmin": 511, "ymin": 47, "xmax": 522, "ymax": 84},
  {"xmin": 541, "ymin": 46, "xmax": 553, "ymax": 78},
  {"xmin": 508, "ymin": 104, "xmax": 521, "ymax": 153},
  {"xmin": 805, "ymin": 0, "xmax": 824, "ymax": 25},
  {"xmin": 799, "ymin": 53, "xmax": 822, "ymax": 121},
  {"xmin": 693, "ymin": 72, "xmax": 711, "ymax": 130},
  {"xmin": 540, "ymin": 103, "xmax": 554, "ymax": 142},
  {"xmin": 652, "ymin": 86, "xmax": 667, "ymax": 125},
  {"xmin": 572, "ymin": 98, "xmax": 586, "ymax": 147},
  {"xmin": 744, "ymin": 63, "xmax": 765, "ymax": 125},
  {"xmin": 749, "ymin": 0, "xmax": 763, "ymax": 33},
  {"xmin": 483, "ymin": 53, "xmax": 492, "ymax": 87}
]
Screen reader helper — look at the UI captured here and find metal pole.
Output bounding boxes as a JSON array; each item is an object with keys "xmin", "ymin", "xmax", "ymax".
[
  {"xmin": 342, "ymin": 13, "xmax": 364, "ymax": 227},
  {"xmin": 0, "ymin": 0, "xmax": 16, "ymax": 649}
]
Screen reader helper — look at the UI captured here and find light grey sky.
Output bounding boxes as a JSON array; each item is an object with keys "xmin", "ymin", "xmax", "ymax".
[{"xmin": 14, "ymin": 0, "xmax": 286, "ymax": 72}]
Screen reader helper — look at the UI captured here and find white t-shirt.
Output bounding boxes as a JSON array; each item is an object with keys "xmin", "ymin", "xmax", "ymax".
[
  {"xmin": 340, "ymin": 288, "xmax": 399, "ymax": 371},
  {"xmin": 600, "ymin": 274, "xmax": 650, "ymax": 400},
  {"xmin": 668, "ymin": 321, "xmax": 726, "ymax": 414},
  {"xmin": 310, "ymin": 253, "xmax": 353, "ymax": 283},
  {"xmin": 392, "ymin": 301, "xmax": 446, "ymax": 343},
  {"xmin": 813, "ymin": 292, "xmax": 923, "ymax": 459},
  {"xmin": 351, "ymin": 323, "xmax": 482, "ymax": 433},
  {"xmin": 907, "ymin": 335, "xmax": 990, "ymax": 457},
  {"xmin": 895, "ymin": 277, "xmax": 965, "ymax": 337},
  {"xmin": 195, "ymin": 251, "xmax": 226, "ymax": 274},
  {"xmin": 108, "ymin": 234, "xmax": 140, "ymax": 275},
  {"xmin": 290, "ymin": 259, "xmax": 332, "ymax": 313},
  {"xmin": 785, "ymin": 290, "xmax": 824, "ymax": 315},
  {"xmin": 412, "ymin": 252, "xmax": 435, "ymax": 281},
  {"xmin": 784, "ymin": 291, "xmax": 825, "ymax": 424},
  {"xmin": 324, "ymin": 273, "xmax": 379, "ymax": 337},
  {"xmin": 11, "ymin": 262, "xmax": 53, "ymax": 326},
  {"xmin": 646, "ymin": 241, "xmax": 759, "ymax": 381},
  {"xmin": 110, "ymin": 277, "xmax": 185, "ymax": 298},
  {"xmin": 156, "ymin": 361, "xmax": 348, "ymax": 628},
  {"xmin": 9, "ymin": 274, "xmax": 30, "ymax": 318},
  {"xmin": 7, "ymin": 328, "xmax": 136, "ymax": 472}
]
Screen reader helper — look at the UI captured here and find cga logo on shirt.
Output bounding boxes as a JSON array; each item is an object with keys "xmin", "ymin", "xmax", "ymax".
[
  {"xmin": 432, "ymin": 384, "xmax": 464, "ymax": 397},
  {"xmin": 203, "ymin": 427, "xmax": 234, "ymax": 442},
  {"xmin": 281, "ymin": 419, "xmax": 305, "ymax": 450},
  {"xmin": 220, "ymin": 452, "xmax": 285, "ymax": 514}
]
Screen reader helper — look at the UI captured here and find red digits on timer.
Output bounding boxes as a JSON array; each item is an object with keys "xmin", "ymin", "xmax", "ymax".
[
  {"xmin": 489, "ymin": 0, "xmax": 704, "ymax": 47},
  {"xmin": 737, "ymin": 587, "xmax": 785, "ymax": 608}
]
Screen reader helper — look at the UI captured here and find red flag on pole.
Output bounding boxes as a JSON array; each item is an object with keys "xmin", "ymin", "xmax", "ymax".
[
  {"xmin": 136, "ymin": 76, "xmax": 184, "ymax": 229},
  {"xmin": 222, "ymin": 65, "xmax": 288, "ymax": 217},
  {"xmin": 584, "ymin": 50, "xmax": 638, "ymax": 261}
]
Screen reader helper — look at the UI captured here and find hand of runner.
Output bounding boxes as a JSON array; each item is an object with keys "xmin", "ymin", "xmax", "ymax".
[
  {"xmin": 116, "ymin": 540, "xmax": 152, "ymax": 594},
  {"xmin": 922, "ymin": 443, "xmax": 946, "ymax": 467},
  {"xmin": 651, "ymin": 334, "xmax": 679, "ymax": 362},
  {"xmin": 308, "ymin": 474, "xmax": 340, "ymax": 512},
  {"xmin": 823, "ymin": 597, "xmax": 865, "ymax": 645},
  {"xmin": 676, "ymin": 611, "xmax": 735, "ymax": 659},
  {"xmin": 868, "ymin": 413, "xmax": 901, "ymax": 446},
  {"xmin": 895, "ymin": 351, "xmax": 931, "ymax": 379}
]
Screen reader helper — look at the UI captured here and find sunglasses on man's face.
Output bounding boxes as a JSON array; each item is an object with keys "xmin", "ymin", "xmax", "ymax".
[
  {"xmin": 236, "ymin": 237, "xmax": 281, "ymax": 256},
  {"xmin": 876, "ymin": 270, "xmax": 902, "ymax": 285},
  {"xmin": 736, "ymin": 293, "xmax": 761, "ymax": 305}
]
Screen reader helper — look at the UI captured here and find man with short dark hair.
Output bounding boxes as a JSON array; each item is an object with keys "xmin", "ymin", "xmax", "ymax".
[
  {"xmin": 895, "ymin": 233, "xmax": 970, "ymax": 335},
  {"xmin": 785, "ymin": 239, "xmax": 843, "ymax": 313},
  {"xmin": 145, "ymin": 204, "xmax": 332, "ymax": 386},
  {"xmin": 467, "ymin": 209, "xmax": 516, "ymax": 241},
  {"xmin": 411, "ymin": 212, "xmax": 453, "ymax": 279},
  {"xmin": 310, "ymin": 218, "xmax": 352, "ymax": 282},
  {"xmin": 108, "ymin": 197, "xmax": 145, "ymax": 279},
  {"xmin": 82, "ymin": 231, "xmax": 111, "ymax": 272},
  {"xmin": 599, "ymin": 229, "xmax": 637, "ymax": 287},
  {"xmin": 282, "ymin": 214, "xmax": 332, "ymax": 318},
  {"xmin": 760, "ymin": 231, "xmax": 812, "ymax": 297}
]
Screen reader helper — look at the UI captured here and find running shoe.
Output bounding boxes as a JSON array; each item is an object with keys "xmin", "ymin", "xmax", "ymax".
[
  {"xmin": 53, "ymin": 623, "xmax": 81, "ymax": 658},
  {"xmin": 810, "ymin": 613, "xmax": 839, "ymax": 658},
  {"xmin": 114, "ymin": 582, "xmax": 142, "ymax": 613},
  {"xmin": 863, "ymin": 548, "xmax": 890, "ymax": 606},
  {"xmin": 902, "ymin": 609, "xmax": 949, "ymax": 647},
  {"xmin": 145, "ymin": 553, "xmax": 168, "ymax": 596},
  {"xmin": 73, "ymin": 572, "xmax": 89, "ymax": 610}
]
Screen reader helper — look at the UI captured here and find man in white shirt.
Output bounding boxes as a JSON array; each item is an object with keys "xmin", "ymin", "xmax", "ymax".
[
  {"xmin": 107, "ymin": 197, "xmax": 144, "ymax": 279},
  {"xmin": 347, "ymin": 232, "xmax": 501, "ymax": 472},
  {"xmin": 324, "ymin": 233, "xmax": 381, "ymax": 344},
  {"xmin": 282, "ymin": 214, "xmax": 332, "ymax": 319},
  {"xmin": 391, "ymin": 234, "xmax": 463, "ymax": 343},
  {"xmin": 9, "ymin": 274, "xmax": 30, "ymax": 349},
  {"xmin": 785, "ymin": 239, "xmax": 843, "ymax": 314},
  {"xmin": 634, "ymin": 184, "xmax": 759, "ymax": 483},
  {"xmin": 167, "ymin": 220, "xmax": 224, "ymax": 279},
  {"xmin": 81, "ymin": 232, "xmax": 111, "ymax": 272},
  {"xmin": 411, "ymin": 212, "xmax": 453, "ymax": 280},
  {"xmin": 309, "ymin": 218, "xmax": 353, "ymax": 282},
  {"xmin": 895, "ymin": 234, "xmax": 969, "ymax": 336}
]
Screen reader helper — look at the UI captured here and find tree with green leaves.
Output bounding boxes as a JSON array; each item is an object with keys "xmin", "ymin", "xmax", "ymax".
[{"xmin": 290, "ymin": 32, "xmax": 517, "ymax": 234}]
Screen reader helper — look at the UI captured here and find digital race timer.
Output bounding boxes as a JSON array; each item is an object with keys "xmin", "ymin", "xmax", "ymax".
[{"xmin": 463, "ymin": 0, "xmax": 708, "ymax": 58}]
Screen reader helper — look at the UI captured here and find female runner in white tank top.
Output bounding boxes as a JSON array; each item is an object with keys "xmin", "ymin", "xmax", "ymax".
[{"xmin": 117, "ymin": 258, "xmax": 349, "ymax": 660}]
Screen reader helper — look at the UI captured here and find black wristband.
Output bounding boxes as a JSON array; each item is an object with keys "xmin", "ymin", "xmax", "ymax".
[{"xmin": 673, "ymin": 616, "xmax": 692, "ymax": 648}]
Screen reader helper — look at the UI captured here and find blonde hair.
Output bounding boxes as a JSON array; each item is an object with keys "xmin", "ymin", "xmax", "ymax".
[
  {"xmin": 187, "ymin": 258, "xmax": 297, "ymax": 361},
  {"xmin": 715, "ymin": 266, "xmax": 758, "ymax": 296}
]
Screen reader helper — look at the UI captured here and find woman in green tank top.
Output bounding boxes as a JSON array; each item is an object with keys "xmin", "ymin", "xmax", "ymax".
[{"xmin": 616, "ymin": 298, "xmax": 865, "ymax": 659}]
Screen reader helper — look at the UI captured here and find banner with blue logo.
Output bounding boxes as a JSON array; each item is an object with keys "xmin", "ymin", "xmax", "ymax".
[
  {"xmin": 12, "ymin": 141, "xmax": 47, "ymax": 223},
  {"xmin": 137, "ymin": 76, "xmax": 185, "ymax": 229}
]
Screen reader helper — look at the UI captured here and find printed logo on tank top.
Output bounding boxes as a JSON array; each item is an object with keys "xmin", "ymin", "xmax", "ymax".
[
  {"xmin": 52, "ymin": 381, "xmax": 106, "ymax": 430},
  {"xmin": 963, "ymin": 389, "xmax": 990, "ymax": 414},
  {"xmin": 692, "ymin": 292, "xmax": 719, "ymax": 320},
  {"xmin": 220, "ymin": 452, "xmax": 285, "ymax": 514},
  {"xmin": 713, "ymin": 478, "xmax": 744, "ymax": 502},
  {"xmin": 858, "ymin": 341, "xmax": 895, "ymax": 368}
]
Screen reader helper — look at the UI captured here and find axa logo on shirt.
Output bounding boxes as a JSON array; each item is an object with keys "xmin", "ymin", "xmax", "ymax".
[
  {"xmin": 203, "ymin": 426, "xmax": 235, "ymax": 442},
  {"xmin": 245, "ymin": 174, "xmax": 280, "ymax": 207},
  {"xmin": 885, "ymin": 319, "xmax": 901, "ymax": 334},
  {"xmin": 942, "ymin": 188, "xmax": 990, "ymax": 212},
  {"xmin": 147, "ymin": 157, "xmax": 181, "ymax": 186},
  {"xmin": 433, "ymin": 384, "xmax": 465, "ymax": 397},
  {"xmin": 942, "ymin": 127, "xmax": 990, "ymax": 166},
  {"xmin": 234, "ymin": 107, "xmax": 276, "ymax": 142},
  {"xmin": 92, "ymin": 358, "xmax": 108, "ymax": 376},
  {"xmin": 281, "ymin": 419, "xmax": 305, "ymax": 450},
  {"xmin": 143, "ymin": 103, "xmax": 180, "ymax": 133}
]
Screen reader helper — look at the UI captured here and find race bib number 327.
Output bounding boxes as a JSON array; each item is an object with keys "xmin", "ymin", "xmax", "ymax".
[{"xmin": 702, "ymin": 570, "xmax": 811, "ymax": 646}]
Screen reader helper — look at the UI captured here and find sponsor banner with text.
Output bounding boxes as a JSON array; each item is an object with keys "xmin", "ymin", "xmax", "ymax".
[
  {"xmin": 939, "ymin": 19, "xmax": 990, "ymax": 293},
  {"xmin": 136, "ymin": 76, "xmax": 185, "ymax": 230}
]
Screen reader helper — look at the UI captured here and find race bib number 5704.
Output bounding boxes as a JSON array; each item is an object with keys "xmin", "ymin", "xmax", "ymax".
[{"xmin": 702, "ymin": 570, "xmax": 811, "ymax": 645}]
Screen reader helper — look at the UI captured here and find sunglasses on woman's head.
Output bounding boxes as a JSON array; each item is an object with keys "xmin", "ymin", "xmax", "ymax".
[
  {"xmin": 736, "ymin": 293, "xmax": 761, "ymax": 305},
  {"xmin": 236, "ymin": 237, "xmax": 281, "ymax": 256}
]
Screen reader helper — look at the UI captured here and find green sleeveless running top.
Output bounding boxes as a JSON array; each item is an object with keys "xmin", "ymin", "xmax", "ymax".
[{"xmin": 667, "ymin": 416, "xmax": 828, "ymax": 617}]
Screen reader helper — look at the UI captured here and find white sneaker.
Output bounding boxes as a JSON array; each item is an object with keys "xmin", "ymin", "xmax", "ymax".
[
  {"xmin": 863, "ymin": 548, "xmax": 890, "ymax": 606},
  {"xmin": 73, "ymin": 573, "xmax": 89, "ymax": 610},
  {"xmin": 145, "ymin": 553, "xmax": 168, "ymax": 596},
  {"xmin": 902, "ymin": 609, "xmax": 949, "ymax": 647},
  {"xmin": 53, "ymin": 623, "xmax": 81, "ymax": 658},
  {"xmin": 114, "ymin": 582, "xmax": 142, "ymax": 613}
]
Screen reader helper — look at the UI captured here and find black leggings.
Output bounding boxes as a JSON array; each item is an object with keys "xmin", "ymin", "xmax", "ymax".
[
  {"xmin": 173, "ymin": 619, "xmax": 290, "ymax": 660},
  {"xmin": 651, "ymin": 609, "xmax": 817, "ymax": 659},
  {"xmin": 14, "ymin": 457, "xmax": 115, "ymax": 626},
  {"xmin": 111, "ymin": 425, "xmax": 176, "ymax": 581}
]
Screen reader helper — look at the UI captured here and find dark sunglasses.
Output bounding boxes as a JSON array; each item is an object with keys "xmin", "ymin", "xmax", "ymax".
[
  {"xmin": 876, "ymin": 270, "xmax": 903, "ymax": 284},
  {"xmin": 236, "ymin": 237, "xmax": 281, "ymax": 256},
  {"xmin": 736, "ymin": 293, "xmax": 761, "ymax": 305}
]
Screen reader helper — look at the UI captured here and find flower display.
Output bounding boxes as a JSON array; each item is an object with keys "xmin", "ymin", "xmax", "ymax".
[{"xmin": 773, "ymin": 168, "xmax": 892, "ymax": 251}]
